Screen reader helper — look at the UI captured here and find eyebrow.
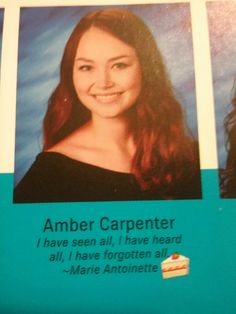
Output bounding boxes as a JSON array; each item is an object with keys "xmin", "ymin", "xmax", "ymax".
[{"xmin": 75, "ymin": 55, "xmax": 132, "ymax": 62}]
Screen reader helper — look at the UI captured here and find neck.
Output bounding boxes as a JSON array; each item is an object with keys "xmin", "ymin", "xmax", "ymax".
[{"xmin": 89, "ymin": 114, "xmax": 135, "ymax": 152}]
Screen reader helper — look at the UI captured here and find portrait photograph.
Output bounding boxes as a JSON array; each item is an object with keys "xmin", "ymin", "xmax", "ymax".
[
  {"xmin": 207, "ymin": 1, "xmax": 236, "ymax": 198},
  {"xmin": 14, "ymin": 3, "xmax": 202, "ymax": 203}
]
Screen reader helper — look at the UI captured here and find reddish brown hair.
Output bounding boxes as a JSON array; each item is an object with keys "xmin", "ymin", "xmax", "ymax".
[
  {"xmin": 222, "ymin": 84, "xmax": 236, "ymax": 197},
  {"xmin": 43, "ymin": 8, "xmax": 199, "ymax": 196}
]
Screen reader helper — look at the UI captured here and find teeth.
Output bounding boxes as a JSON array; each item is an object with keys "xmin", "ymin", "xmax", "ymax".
[{"xmin": 94, "ymin": 93, "xmax": 121, "ymax": 103}]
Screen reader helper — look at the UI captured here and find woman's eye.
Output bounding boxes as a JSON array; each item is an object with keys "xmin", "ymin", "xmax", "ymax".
[
  {"xmin": 78, "ymin": 65, "xmax": 92, "ymax": 72},
  {"xmin": 112, "ymin": 62, "xmax": 128, "ymax": 70}
]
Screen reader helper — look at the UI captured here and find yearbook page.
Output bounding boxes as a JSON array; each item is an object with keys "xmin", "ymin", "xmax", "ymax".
[{"xmin": 0, "ymin": 0, "xmax": 235, "ymax": 313}]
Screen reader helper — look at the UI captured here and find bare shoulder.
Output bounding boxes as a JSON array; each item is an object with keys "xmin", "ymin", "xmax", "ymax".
[
  {"xmin": 46, "ymin": 122, "xmax": 133, "ymax": 172},
  {"xmin": 46, "ymin": 124, "xmax": 98, "ymax": 163}
]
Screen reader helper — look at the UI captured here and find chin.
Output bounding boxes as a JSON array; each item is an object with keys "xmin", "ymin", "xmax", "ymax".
[
  {"xmin": 95, "ymin": 112, "xmax": 125, "ymax": 119},
  {"xmin": 93, "ymin": 108, "xmax": 132, "ymax": 120}
]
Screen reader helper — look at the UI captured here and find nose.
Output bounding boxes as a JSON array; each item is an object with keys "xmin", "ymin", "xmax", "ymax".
[{"xmin": 96, "ymin": 68, "xmax": 114, "ymax": 89}]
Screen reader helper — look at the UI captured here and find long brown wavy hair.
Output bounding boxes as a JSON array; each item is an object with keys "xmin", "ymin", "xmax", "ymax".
[
  {"xmin": 221, "ymin": 83, "xmax": 236, "ymax": 197},
  {"xmin": 43, "ymin": 8, "xmax": 199, "ymax": 195}
]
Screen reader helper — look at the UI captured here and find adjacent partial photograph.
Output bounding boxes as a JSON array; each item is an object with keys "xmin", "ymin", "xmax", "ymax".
[
  {"xmin": 207, "ymin": 1, "xmax": 236, "ymax": 198},
  {"xmin": 14, "ymin": 4, "xmax": 202, "ymax": 203}
]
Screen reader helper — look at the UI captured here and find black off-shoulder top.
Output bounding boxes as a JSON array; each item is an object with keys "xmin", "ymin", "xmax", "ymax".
[{"xmin": 14, "ymin": 152, "xmax": 202, "ymax": 203}]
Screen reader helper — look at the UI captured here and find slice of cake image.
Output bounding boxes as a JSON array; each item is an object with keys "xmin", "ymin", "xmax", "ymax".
[{"xmin": 161, "ymin": 253, "xmax": 189, "ymax": 279}]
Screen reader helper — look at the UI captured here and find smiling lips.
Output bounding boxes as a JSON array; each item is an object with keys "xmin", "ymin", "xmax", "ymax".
[{"xmin": 92, "ymin": 92, "xmax": 123, "ymax": 104}]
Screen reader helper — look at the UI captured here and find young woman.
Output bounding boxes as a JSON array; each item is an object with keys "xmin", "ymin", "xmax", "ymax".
[
  {"xmin": 221, "ymin": 85, "xmax": 236, "ymax": 198},
  {"xmin": 14, "ymin": 8, "xmax": 201, "ymax": 203}
]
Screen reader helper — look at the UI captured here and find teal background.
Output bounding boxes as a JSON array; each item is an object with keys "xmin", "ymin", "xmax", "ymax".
[{"xmin": 0, "ymin": 170, "xmax": 236, "ymax": 314}]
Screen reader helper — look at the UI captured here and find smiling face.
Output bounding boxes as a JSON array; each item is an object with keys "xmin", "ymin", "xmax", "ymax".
[{"xmin": 73, "ymin": 27, "xmax": 142, "ymax": 120}]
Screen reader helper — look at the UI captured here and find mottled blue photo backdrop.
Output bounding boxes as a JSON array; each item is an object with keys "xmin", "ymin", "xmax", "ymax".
[
  {"xmin": 207, "ymin": 1, "xmax": 236, "ymax": 169},
  {"xmin": 15, "ymin": 4, "xmax": 198, "ymax": 186}
]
